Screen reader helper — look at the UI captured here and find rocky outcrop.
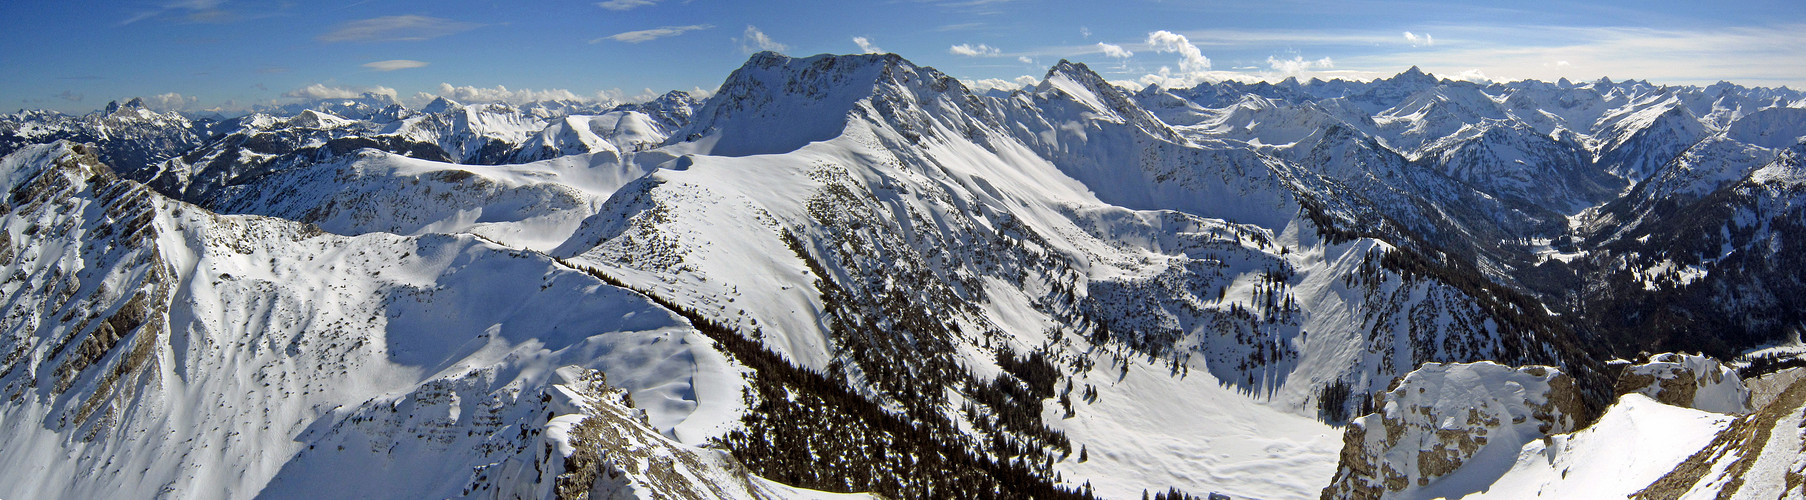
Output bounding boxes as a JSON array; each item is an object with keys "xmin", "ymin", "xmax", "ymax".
[
  {"xmin": 1321, "ymin": 362, "xmax": 1590, "ymax": 499},
  {"xmin": 1613, "ymin": 353, "xmax": 1750, "ymax": 414}
]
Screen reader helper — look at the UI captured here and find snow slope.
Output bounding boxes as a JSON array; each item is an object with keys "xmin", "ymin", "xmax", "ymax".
[{"xmin": 0, "ymin": 142, "xmax": 840, "ymax": 499}]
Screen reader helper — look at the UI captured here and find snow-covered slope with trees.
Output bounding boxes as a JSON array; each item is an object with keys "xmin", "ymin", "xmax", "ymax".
[{"xmin": 3, "ymin": 50, "xmax": 1806, "ymax": 499}]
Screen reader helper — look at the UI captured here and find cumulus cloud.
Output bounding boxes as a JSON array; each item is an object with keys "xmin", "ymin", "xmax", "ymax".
[
  {"xmin": 425, "ymin": 83, "xmax": 595, "ymax": 104},
  {"xmin": 853, "ymin": 36, "xmax": 883, "ymax": 54},
  {"xmin": 1266, "ymin": 55, "xmax": 1334, "ymax": 76},
  {"xmin": 362, "ymin": 59, "xmax": 429, "ymax": 71},
  {"xmin": 1138, "ymin": 30, "xmax": 1213, "ymax": 87},
  {"xmin": 1146, "ymin": 30, "xmax": 1210, "ymax": 72},
  {"xmin": 737, "ymin": 25, "xmax": 787, "ymax": 54},
  {"xmin": 1097, "ymin": 42, "xmax": 1133, "ymax": 59},
  {"xmin": 595, "ymin": 0, "xmax": 657, "ymax": 10},
  {"xmin": 283, "ymin": 83, "xmax": 399, "ymax": 100},
  {"xmin": 592, "ymin": 24, "xmax": 711, "ymax": 43},
  {"xmin": 318, "ymin": 15, "xmax": 480, "ymax": 42},
  {"xmin": 948, "ymin": 43, "xmax": 1001, "ymax": 57},
  {"xmin": 1447, "ymin": 69, "xmax": 1491, "ymax": 83},
  {"xmin": 143, "ymin": 92, "xmax": 199, "ymax": 111},
  {"xmin": 1404, "ymin": 31, "xmax": 1434, "ymax": 47},
  {"xmin": 963, "ymin": 75, "xmax": 1039, "ymax": 94},
  {"xmin": 1018, "ymin": 56, "xmax": 1033, "ymax": 64}
]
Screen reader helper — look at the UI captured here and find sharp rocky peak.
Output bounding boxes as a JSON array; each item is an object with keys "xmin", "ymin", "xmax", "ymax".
[
  {"xmin": 103, "ymin": 97, "xmax": 148, "ymax": 115},
  {"xmin": 1392, "ymin": 65, "xmax": 1440, "ymax": 86}
]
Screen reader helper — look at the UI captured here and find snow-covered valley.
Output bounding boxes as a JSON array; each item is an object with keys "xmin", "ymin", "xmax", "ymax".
[{"xmin": 4, "ymin": 51, "xmax": 1806, "ymax": 499}]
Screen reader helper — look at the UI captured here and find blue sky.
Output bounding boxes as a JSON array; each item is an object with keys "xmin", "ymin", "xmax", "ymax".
[{"xmin": 3, "ymin": 0, "xmax": 1802, "ymax": 113}]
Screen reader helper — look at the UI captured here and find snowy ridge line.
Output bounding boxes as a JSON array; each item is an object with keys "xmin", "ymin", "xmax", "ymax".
[
  {"xmin": 0, "ymin": 141, "xmax": 850, "ymax": 499},
  {"xmin": 6, "ymin": 49, "xmax": 1806, "ymax": 499}
]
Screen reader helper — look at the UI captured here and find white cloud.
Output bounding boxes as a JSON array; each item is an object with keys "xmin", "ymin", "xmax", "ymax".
[
  {"xmin": 143, "ymin": 92, "xmax": 199, "ymax": 111},
  {"xmin": 1354, "ymin": 23, "xmax": 1806, "ymax": 87},
  {"xmin": 1136, "ymin": 30, "xmax": 1215, "ymax": 87},
  {"xmin": 1018, "ymin": 56, "xmax": 1033, "ymax": 64},
  {"xmin": 362, "ymin": 59, "xmax": 428, "ymax": 71},
  {"xmin": 1446, "ymin": 68, "xmax": 1491, "ymax": 83},
  {"xmin": 1096, "ymin": 42, "xmax": 1133, "ymax": 59},
  {"xmin": 595, "ymin": 0, "xmax": 657, "ymax": 10},
  {"xmin": 738, "ymin": 25, "xmax": 787, "ymax": 54},
  {"xmin": 1266, "ymin": 55, "xmax": 1334, "ymax": 76},
  {"xmin": 963, "ymin": 76, "xmax": 1038, "ymax": 93},
  {"xmin": 1404, "ymin": 31, "xmax": 1433, "ymax": 47},
  {"xmin": 1145, "ymin": 30, "xmax": 1210, "ymax": 72},
  {"xmin": 318, "ymin": 15, "xmax": 479, "ymax": 42},
  {"xmin": 1080, "ymin": 26, "xmax": 1091, "ymax": 39},
  {"xmin": 853, "ymin": 36, "xmax": 883, "ymax": 54},
  {"xmin": 117, "ymin": 0, "xmax": 239, "ymax": 26},
  {"xmin": 283, "ymin": 83, "xmax": 398, "ymax": 100},
  {"xmin": 949, "ymin": 43, "xmax": 1001, "ymax": 57},
  {"xmin": 592, "ymin": 24, "xmax": 711, "ymax": 43},
  {"xmin": 426, "ymin": 83, "xmax": 596, "ymax": 104}
]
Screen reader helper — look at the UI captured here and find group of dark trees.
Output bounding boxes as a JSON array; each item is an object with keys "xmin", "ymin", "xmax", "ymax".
[{"xmin": 560, "ymin": 253, "xmax": 1094, "ymax": 498}]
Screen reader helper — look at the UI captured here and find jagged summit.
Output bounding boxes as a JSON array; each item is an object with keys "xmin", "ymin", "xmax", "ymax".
[
  {"xmin": 1395, "ymin": 65, "xmax": 1437, "ymax": 84},
  {"xmin": 4, "ymin": 49, "xmax": 1806, "ymax": 500},
  {"xmin": 103, "ymin": 97, "xmax": 148, "ymax": 115}
]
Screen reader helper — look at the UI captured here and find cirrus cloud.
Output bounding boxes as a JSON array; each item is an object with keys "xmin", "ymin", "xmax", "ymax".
[
  {"xmin": 596, "ymin": 0, "xmax": 657, "ymax": 10},
  {"xmin": 591, "ymin": 24, "xmax": 712, "ymax": 44},
  {"xmin": 362, "ymin": 59, "xmax": 429, "ymax": 71},
  {"xmin": 318, "ymin": 15, "xmax": 480, "ymax": 43}
]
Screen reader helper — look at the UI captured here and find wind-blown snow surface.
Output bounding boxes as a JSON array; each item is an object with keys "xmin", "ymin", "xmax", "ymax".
[{"xmin": 4, "ymin": 50, "xmax": 1806, "ymax": 499}]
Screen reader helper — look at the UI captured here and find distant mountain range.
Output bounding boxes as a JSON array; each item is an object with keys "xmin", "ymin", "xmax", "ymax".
[{"xmin": 3, "ymin": 52, "xmax": 1804, "ymax": 499}]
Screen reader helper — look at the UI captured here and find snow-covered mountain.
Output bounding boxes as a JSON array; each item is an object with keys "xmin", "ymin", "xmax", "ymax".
[{"xmin": 4, "ymin": 51, "xmax": 1806, "ymax": 499}]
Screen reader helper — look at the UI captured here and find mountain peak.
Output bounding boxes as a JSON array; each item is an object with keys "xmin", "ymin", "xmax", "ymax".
[
  {"xmin": 1395, "ymin": 66, "xmax": 1438, "ymax": 85},
  {"xmin": 671, "ymin": 51, "xmax": 935, "ymax": 156},
  {"xmin": 422, "ymin": 96, "xmax": 461, "ymax": 114},
  {"xmin": 104, "ymin": 97, "xmax": 148, "ymax": 115},
  {"xmin": 1045, "ymin": 59, "xmax": 1092, "ymax": 80}
]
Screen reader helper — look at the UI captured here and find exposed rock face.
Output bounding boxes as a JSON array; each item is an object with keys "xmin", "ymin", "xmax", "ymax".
[
  {"xmin": 1613, "ymin": 353, "xmax": 1750, "ymax": 414},
  {"xmin": 546, "ymin": 366, "xmax": 826, "ymax": 500},
  {"xmin": 1, "ymin": 142, "xmax": 173, "ymax": 431},
  {"xmin": 1320, "ymin": 361, "xmax": 1589, "ymax": 499}
]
